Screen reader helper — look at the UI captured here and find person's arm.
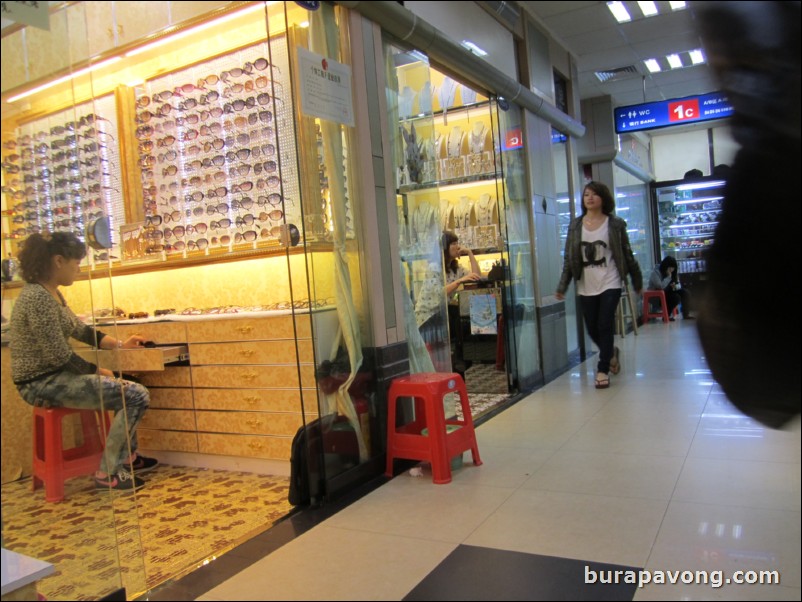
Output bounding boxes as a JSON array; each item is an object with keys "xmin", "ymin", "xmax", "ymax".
[
  {"xmin": 619, "ymin": 222, "xmax": 643, "ymax": 294},
  {"xmin": 555, "ymin": 221, "xmax": 576, "ymax": 299},
  {"xmin": 463, "ymin": 247, "xmax": 481, "ymax": 276}
]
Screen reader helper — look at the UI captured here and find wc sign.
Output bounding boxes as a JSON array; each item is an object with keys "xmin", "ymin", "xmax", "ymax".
[{"xmin": 503, "ymin": 128, "xmax": 523, "ymax": 151}]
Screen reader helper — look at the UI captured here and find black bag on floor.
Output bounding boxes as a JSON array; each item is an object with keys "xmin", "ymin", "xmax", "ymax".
[{"xmin": 288, "ymin": 415, "xmax": 359, "ymax": 506}]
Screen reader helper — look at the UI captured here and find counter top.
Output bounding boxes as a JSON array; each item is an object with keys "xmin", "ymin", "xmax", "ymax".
[{"xmin": 1, "ymin": 548, "xmax": 55, "ymax": 595}]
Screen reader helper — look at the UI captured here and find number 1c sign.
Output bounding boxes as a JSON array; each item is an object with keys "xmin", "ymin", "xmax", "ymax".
[{"xmin": 669, "ymin": 98, "xmax": 700, "ymax": 122}]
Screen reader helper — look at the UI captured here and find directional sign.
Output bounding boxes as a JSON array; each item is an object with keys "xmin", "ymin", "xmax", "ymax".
[{"xmin": 614, "ymin": 91, "xmax": 733, "ymax": 133}]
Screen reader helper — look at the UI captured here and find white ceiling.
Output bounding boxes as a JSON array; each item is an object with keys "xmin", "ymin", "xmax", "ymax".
[{"xmin": 520, "ymin": 1, "xmax": 718, "ymax": 110}]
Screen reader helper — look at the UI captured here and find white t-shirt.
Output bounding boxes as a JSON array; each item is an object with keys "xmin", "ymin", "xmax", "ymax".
[{"xmin": 577, "ymin": 218, "xmax": 622, "ymax": 296}]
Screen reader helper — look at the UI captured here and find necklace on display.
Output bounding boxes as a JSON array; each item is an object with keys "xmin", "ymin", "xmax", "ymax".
[
  {"xmin": 448, "ymin": 126, "xmax": 464, "ymax": 158},
  {"xmin": 439, "ymin": 76, "xmax": 457, "ymax": 110},
  {"xmin": 469, "ymin": 123, "xmax": 486, "ymax": 154}
]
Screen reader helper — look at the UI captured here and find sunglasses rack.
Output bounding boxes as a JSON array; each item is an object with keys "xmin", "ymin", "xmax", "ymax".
[{"xmin": 135, "ymin": 44, "xmax": 295, "ymax": 258}]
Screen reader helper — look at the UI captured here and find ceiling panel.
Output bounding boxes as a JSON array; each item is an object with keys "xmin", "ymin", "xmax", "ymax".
[{"xmin": 521, "ymin": 1, "xmax": 718, "ymax": 109}]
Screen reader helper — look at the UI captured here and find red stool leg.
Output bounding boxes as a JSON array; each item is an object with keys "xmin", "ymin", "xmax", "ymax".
[
  {"xmin": 43, "ymin": 409, "xmax": 67, "ymax": 503},
  {"xmin": 424, "ymin": 390, "xmax": 452, "ymax": 484}
]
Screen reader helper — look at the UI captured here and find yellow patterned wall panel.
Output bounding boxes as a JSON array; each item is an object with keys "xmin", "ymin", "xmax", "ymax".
[
  {"xmin": 195, "ymin": 411, "xmax": 305, "ymax": 437},
  {"xmin": 1, "ymin": 349, "xmax": 33, "ymax": 484}
]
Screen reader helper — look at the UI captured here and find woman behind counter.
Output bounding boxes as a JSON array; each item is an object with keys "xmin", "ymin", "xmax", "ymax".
[{"xmin": 9, "ymin": 232, "xmax": 157, "ymax": 492}]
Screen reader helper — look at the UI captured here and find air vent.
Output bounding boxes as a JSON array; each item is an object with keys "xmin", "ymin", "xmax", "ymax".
[{"xmin": 595, "ymin": 65, "xmax": 640, "ymax": 83}]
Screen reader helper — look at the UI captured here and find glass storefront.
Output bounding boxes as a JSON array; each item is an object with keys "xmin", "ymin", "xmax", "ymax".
[
  {"xmin": 1, "ymin": 2, "xmax": 377, "ymax": 599},
  {"xmin": 383, "ymin": 40, "xmax": 534, "ymax": 412}
]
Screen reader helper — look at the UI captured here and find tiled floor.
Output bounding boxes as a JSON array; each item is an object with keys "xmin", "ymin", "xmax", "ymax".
[{"xmin": 171, "ymin": 321, "xmax": 802, "ymax": 601}]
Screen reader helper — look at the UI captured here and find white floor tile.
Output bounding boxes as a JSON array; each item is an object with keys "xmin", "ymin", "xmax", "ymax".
[
  {"xmin": 522, "ymin": 449, "xmax": 685, "ymax": 500},
  {"xmin": 673, "ymin": 457, "xmax": 801, "ymax": 511},
  {"xmin": 646, "ymin": 501, "xmax": 801, "ymax": 588},
  {"xmin": 323, "ymin": 477, "xmax": 515, "ymax": 543},
  {"xmin": 463, "ymin": 488, "xmax": 669, "ymax": 568},
  {"xmin": 202, "ymin": 525, "xmax": 456, "ymax": 600}
]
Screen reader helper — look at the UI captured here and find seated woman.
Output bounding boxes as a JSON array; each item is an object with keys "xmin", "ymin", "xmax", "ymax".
[{"xmin": 648, "ymin": 256, "xmax": 693, "ymax": 320}]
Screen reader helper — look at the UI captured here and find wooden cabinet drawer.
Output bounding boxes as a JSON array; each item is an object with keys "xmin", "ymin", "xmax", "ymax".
[
  {"xmin": 189, "ymin": 340, "xmax": 314, "ymax": 365},
  {"xmin": 190, "ymin": 365, "xmax": 316, "ymax": 389},
  {"xmin": 113, "ymin": 322, "xmax": 188, "ymax": 344},
  {"xmin": 140, "ymin": 409, "xmax": 196, "ymax": 431},
  {"xmin": 137, "ymin": 366, "xmax": 192, "ymax": 387},
  {"xmin": 195, "ymin": 410, "xmax": 306, "ymax": 437},
  {"xmin": 138, "ymin": 428, "xmax": 199, "ymax": 453},
  {"xmin": 74, "ymin": 346, "xmax": 187, "ymax": 372},
  {"xmin": 197, "ymin": 433, "xmax": 292, "ymax": 460},
  {"xmin": 187, "ymin": 315, "xmax": 312, "ymax": 343},
  {"xmin": 149, "ymin": 387, "xmax": 194, "ymax": 410},
  {"xmin": 193, "ymin": 388, "xmax": 303, "ymax": 412}
]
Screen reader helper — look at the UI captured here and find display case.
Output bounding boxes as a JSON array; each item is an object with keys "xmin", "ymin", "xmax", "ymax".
[{"xmin": 651, "ymin": 176, "xmax": 725, "ymax": 290}]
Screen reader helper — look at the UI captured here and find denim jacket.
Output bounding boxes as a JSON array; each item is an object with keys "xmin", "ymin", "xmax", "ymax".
[{"xmin": 556, "ymin": 215, "xmax": 643, "ymax": 296}]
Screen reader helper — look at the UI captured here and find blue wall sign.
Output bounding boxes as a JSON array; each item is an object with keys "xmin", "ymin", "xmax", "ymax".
[{"xmin": 614, "ymin": 91, "xmax": 733, "ymax": 133}]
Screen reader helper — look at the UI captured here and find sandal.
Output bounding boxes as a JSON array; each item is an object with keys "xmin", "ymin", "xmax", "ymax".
[
  {"xmin": 609, "ymin": 346, "xmax": 621, "ymax": 375},
  {"xmin": 595, "ymin": 373, "xmax": 610, "ymax": 389}
]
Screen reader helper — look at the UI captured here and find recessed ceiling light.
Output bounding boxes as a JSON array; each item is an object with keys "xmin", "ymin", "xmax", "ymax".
[
  {"xmin": 644, "ymin": 59, "xmax": 661, "ymax": 73},
  {"xmin": 666, "ymin": 53, "xmax": 683, "ymax": 69},
  {"xmin": 689, "ymin": 49, "xmax": 705, "ymax": 65},
  {"xmin": 669, "ymin": 1, "xmax": 687, "ymax": 10},
  {"xmin": 607, "ymin": 1, "xmax": 631, "ymax": 23},
  {"xmin": 637, "ymin": 1, "xmax": 658, "ymax": 17}
]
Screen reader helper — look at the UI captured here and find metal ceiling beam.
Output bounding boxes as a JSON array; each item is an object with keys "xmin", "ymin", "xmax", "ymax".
[{"xmin": 336, "ymin": 0, "xmax": 585, "ymax": 137}]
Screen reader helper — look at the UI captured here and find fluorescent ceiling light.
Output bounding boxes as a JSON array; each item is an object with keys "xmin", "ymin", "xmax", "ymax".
[
  {"xmin": 607, "ymin": 1, "xmax": 631, "ymax": 23},
  {"xmin": 689, "ymin": 49, "xmax": 705, "ymax": 65},
  {"xmin": 669, "ymin": 1, "xmax": 687, "ymax": 10},
  {"xmin": 637, "ymin": 2, "xmax": 658, "ymax": 17},
  {"xmin": 7, "ymin": 57, "xmax": 122, "ymax": 103},
  {"xmin": 461, "ymin": 40, "xmax": 488, "ymax": 57},
  {"xmin": 644, "ymin": 59, "xmax": 661, "ymax": 73},
  {"xmin": 126, "ymin": 3, "xmax": 265, "ymax": 57},
  {"xmin": 673, "ymin": 196, "xmax": 723, "ymax": 205},
  {"xmin": 675, "ymin": 180, "xmax": 725, "ymax": 191},
  {"xmin": 666, "ymin": 53, "xmax": 683, "ymax": 69}
]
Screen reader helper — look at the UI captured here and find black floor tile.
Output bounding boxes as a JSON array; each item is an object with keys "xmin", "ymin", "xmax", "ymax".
[{"xmin": 403, "ymin": 545, "xmax": 640, "ymax": 601}]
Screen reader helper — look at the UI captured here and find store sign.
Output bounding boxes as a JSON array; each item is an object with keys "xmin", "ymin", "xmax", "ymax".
[
  {"xmin": 614, "ymin": 91, "xmax": 733, "ymax": 133},
  {"xmin": 297, "ymin": 47, "xmax": 354, "ymax": 127},
  {"xmin": 1, "ymin": 0, "xmax": 50, "ymax": 30},
  {"xmin": 502, "ymin": 128, "xmax": 523, "ymax": 151}
]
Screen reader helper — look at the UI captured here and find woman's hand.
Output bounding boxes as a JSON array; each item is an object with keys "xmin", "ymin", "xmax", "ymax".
[
  {"xmin": 555, "ymin": 292, "xmax": 565, "ymax": 301},
  {"xmin": 98, "ymin": 367, "xmax": 115, "ymax": 378},
  {"xmin": 461, "ymin": 273, "xmax": 482, "ymax": 284},
  {"xmin": 122, "ymin": 335, "xmax": 147, "ymax": 349}
]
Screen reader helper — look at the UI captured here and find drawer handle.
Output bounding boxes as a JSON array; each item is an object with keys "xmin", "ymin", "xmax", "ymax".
[
  {"xmin": 242, "ymin": 371, "xmax": 258, "ymax": 380},
  {"xmin": 239, "ymin": 349, "xmax": 255, "ymax": 357},
  {"xmin": 246, "ymin": 418, "xmax": 262, "ymax": 427},
  {"xmin": 238, "ymin": 325, "xmax": 253, "ymax": 334},
  {"xmin": 247, "ymin": 441, "xmax": 263, "ymax": 450},
  {"xmin": 245, "ymin": 396, "xmax": 260, "ymax": 405}
]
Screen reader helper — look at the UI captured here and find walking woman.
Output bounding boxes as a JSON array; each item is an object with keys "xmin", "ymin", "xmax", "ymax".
[
  {"xmin": 10, "ymin": 232, "xmax": 157, "ymax": 491},
  {"xmin": 555, "ymin": 182, "xmax": 642, "ymax": 389}
]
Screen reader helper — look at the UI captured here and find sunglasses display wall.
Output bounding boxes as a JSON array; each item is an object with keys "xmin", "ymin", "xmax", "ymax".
[
  {"xmin": 135, "ymin": 47, "xmax": 298, "ymax": 257},
  {"xmin": 2, "ymin": 99, "xmax": 121, "ymax": 267}
]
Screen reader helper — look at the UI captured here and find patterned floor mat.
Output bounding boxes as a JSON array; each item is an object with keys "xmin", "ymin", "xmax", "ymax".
[{"xmin": 1, "ymin": 465, "xmax": 293, "ymax": 600}]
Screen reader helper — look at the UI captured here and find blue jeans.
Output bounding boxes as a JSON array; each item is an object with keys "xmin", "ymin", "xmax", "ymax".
[
  {"xmin": 18, "ymin": 372, "xmax": 150, "ymax": 475},
  {"xmin": 580, "ymin": 288, "xmax": 621, "ymax": 375}
]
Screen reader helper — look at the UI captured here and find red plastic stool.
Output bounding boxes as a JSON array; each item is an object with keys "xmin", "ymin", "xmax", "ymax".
[
  {"xmin": 386, "ymin": 373, "xmax": 482, "ymax": 484},
  {"xmin": 32, "ymin": 407, "xmax": 111, "ymax": 502},
  {"xmin": 642, "ymin": 290, "xmax": 677, "ymax": 323}
]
